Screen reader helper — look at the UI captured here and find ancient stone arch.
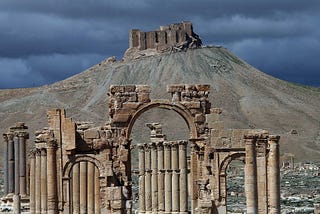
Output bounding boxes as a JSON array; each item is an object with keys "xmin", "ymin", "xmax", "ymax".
[
  {"xmin": 2, "ymin": 84, "xmax": 281, "ymax": 214},
  {"xmin": 63, "ymin": 154, "xmax": 103, "ymax": 178},
  {"xmin": 125, "ymin": 100, "xmax": 198, "ymax": 139}
]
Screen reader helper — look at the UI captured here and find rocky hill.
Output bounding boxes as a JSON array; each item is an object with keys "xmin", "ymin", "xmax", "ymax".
[{"xmin": 0, "ymin": 46, "xmax": 320, "ymax": 161}]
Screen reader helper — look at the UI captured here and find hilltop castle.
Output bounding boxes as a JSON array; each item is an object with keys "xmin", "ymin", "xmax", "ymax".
[{"xmin": 124, "ymin": 21, "xmax": 202, "ymax": 59}]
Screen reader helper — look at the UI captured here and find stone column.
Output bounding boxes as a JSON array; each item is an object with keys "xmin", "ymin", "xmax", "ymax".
[
  {"xmin": 72, "ymin": 163, "xmax": 80, "ymax": 214},
  {"xmin": 164, "ymin": 142, "xmax": 172, "ymax": 213},
  {"xmin": 144, "ymin": 143, "xmax": 152, "ymax": 213},
  {"xmin": 35, "ymin": 149, "xmax": 42, "ymax": 214},
  {"xmin": 13, "ymin": 194, "xmax": 21, "ymax": 214},
  {"xmin": 13, "ymin": 134, "xmax": 21, "ymax": 214},
  {"xmin": 47, "ymin": 141, "xmax": 58, "ymax": 214},
  {"xmin": 29, "ymin": 150, "xmax": 36, "ymax": 214},
  {"xmin": 8, "ymin": 134, "xmax": 14, "ymax": 194},
  {"xmin": 14, "ymin": 134, "xmax": 20, "ymax": 195},
  {"xmin": 190, "ymin": 140, "xmax": 198, "ymax": 211},
  {"xmin": 19, "ymin": 132, "xmax": 26, "ymax": 196},
  {"xmin": 268, "ymin": 135, "xmax": 281, "ymax": 214},
  {"xmin": 138, "ymin": 144, "xmax": 146, "ymax": 213},
  {"xmin": 94, "ymin": 168, "xmax": 100, "ymax": 213},
  {"xmin": 41, "ymin": 149, "xmax": 47, "ymax": 214},
  {"xmin": 157, "ymin": 142, "xmax": 165, "ymax": 212},
  {"xmin": 87, "ymin": 162, "xmax": 95, "ymax": 214},
  {"xmin": 171, "ymin": 141, "xmax": 180, "ymax": 212},
  {"xmin": 179, "ymin": 140, "xmax": 188, "ymax": 213},
  {"xmin": 80, "ymin": 161, "xmax": 88, "ymax": 213},
  {"xmin": 245, "ymin": 136, "xmax": 258, "ymax": 214},
  {"xmin": 256, "ymin": 139, "xmax": 268, "ymax": 213},
  {"xmin": 151, "ymin": 142, "xmax": 158, "ymax": 212},
  {"xmin": 3, "ymin": 134, "xmax": 8, "ymax": 195}
]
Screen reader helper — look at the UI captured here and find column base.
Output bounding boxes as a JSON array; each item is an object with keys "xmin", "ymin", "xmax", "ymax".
[{"xmin": 13, "ymin": 194, "xmax": 21, "ymax": 213}]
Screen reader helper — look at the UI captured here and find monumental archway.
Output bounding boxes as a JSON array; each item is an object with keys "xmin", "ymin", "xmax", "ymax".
[
  {"xmin": 3, "ymin": 84, "xmax": 281, "ymax": 214},
  {"xmin": 108, "ymin": 84, "xmax": 211, "ymax": 212}
]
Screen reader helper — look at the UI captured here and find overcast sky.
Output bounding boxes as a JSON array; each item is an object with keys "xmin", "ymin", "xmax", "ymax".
[{"xmin": 0, "ymin": 0, "xmax": 319, "ymax": 89}]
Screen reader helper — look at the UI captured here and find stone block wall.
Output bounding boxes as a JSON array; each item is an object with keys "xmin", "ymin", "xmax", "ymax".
[{"xmin": 129, "ymin": 21, "xmax": 201, "ymax": 52}]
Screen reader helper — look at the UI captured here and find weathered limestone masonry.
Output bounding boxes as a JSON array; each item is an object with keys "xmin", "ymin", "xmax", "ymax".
[
  {"xmin": 2, "ymin": 84, "xmax": 282, "ymax": 213},
  {"xmin": 128, "ymin": 21, "xmax": 202, "ymax": 53},
  {"xmin": 2, "ymin": 122, "xmax": 29, "ymax": 213}
]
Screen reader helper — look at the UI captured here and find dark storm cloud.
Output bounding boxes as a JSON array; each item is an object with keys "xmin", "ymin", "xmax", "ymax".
[{"xmin": 0, "ymin": 0, "xmax": 319, "ymax": 88}]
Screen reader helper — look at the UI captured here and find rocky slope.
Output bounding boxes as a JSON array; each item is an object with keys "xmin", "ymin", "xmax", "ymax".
[{"xmin": 0, "ymin": 46, "xmax": 319, "ymax": 161}]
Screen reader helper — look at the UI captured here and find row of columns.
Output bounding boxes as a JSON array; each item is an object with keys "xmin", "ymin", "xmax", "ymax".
[
  {"xmin": 138, "ymin": 140, "xmax": 188, "ymax": 213},
  {"xmin": 29, "ymin": 141, "xmax": 58, "ymax": 214},
  {"xmin": 3, "ymin": 131, "xmax": 28, "ymax": 214},
  {"xmin": 244, "ymin": 135, "xmax": 280, "ymax": 214},
  {"xmin": 3, "ymin": 132, "xmax": 28, "ymax": 196},
  {"xmin": 70, "ymin": 161, "xmax": 101, "ymax": 214}
]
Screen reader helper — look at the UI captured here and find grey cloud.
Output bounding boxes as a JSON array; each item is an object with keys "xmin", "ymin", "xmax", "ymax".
[
  {"xmin": 0, "ymin": 0, "xmax": 319, "ymax": 88},
  {"xmin": 230, "ymin": 37, "xmax": 320, "ymax": 86},
  {"xmin": 0, "ymin": 54, "xmax": 107, "ymax": 88}
]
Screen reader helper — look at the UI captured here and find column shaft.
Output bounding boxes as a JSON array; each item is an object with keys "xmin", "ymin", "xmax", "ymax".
[
  {"xmin": 245, "ymin": 137, "xmax": 258, "ymax": 214},
  {"xmin": 172, "ymin": 142, "xmax": 179, "ymax": 212},
  {"xmin": 47, "ymin": 142, "xmax": 58, "ymax": 214},
  {"xmin": 41, "ymin": 149, "xmax": 47, "ymax": 214},
  {"xmin": 145, "ymin": 144, "xmax": 152, "ymax": 212},
  {"xmin": 157, "ymin": 142, "xmax": 165, "ymax": 212},
  {"xmin": 151, "ymin": 143, "xmax": 158, "ymax": 212},
  {"xmin": 13, "ymin": 194, "xmax": 21, "ymax": 213},
  {"xmin": 35, "ymin": 150, "xmax": 41, "ymax": 214},
  {"xmin": 164, "ymin": 142, "xmax": 172, "ymax": 213},
  {"xmin": 29, "ymin": 151, "xmax": 36, "ymax": 214},
  {"xmin": 268, "ymin": 136, "xmax": 281, "ymax": 214},
  {"xmin": 179, "ymin": 141, "xmax": 188, "ymax": 212},
  {"xmin": 190, "ymin": 141, "xmax": 198, "ymax": 211},
  {"xmin": 72, "ymin": 163, "xmax": 80, "ymax": 214},
  {"xmin": 8, "ymin": 135, "xmax": 14, "ymax": 193},
  {"xmin": 94, "ymin": 168, "xmax": 101, "ymax": 213},
  {"xmin": 87, "ymin": 162, "xmax": 95, "ymax": 214},
  {"xmin": 256, "ymin": 140, "xmax": 267, "ymax": 213},
  {"xmin": 14, "ymin": 135, "xmax": 20, "ymax": 195},
  {"xmin": 19, "ymin": 134, "xmax": 26, "ymax": 196},
  {"xmin": 80, "ymin": 161, "xmax": 88, "ymax": 213},
  {"xmin": 138, "ymin": 144, "xmax": 146, "ymax": 213},
  {"xmin": 3, "ymin": 134, "xmax": 9, "ymax": 195}
]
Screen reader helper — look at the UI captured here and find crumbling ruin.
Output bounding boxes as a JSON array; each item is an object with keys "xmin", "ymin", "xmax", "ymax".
[
  {"xmin": 124, "ymin": 22, "xmax": 202, "ymax": 59},
  {"xmin": 2, "ymin": 84, "xmax": 281, "ymax": 214}
]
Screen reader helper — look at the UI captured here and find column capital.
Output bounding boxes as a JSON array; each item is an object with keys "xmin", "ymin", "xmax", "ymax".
[
  {"xmin": 178, "ymin": 140, "xmax": 188, "ymax": 146},
  {"xmin": 41, "ymin": 149, "xmax": 47, "ymax": 156},
  {"xmin": 7, "ymin": 133, "xmax": 14, "ymax": 141},
  {"xmin": 150, "ymin": 142, "xmax": 157, "ymax": 149},
  {"xmin": 18, "ymin": 131, "xmax": 27, "ymax": 138},
  {"xmin": 244, "ymin": 136, "xmax": 256, "ymax": 145},
  {"xmin": 171, "ymin": 141, "xmax": 179, "ymax": 146},
  {"xmin": 47, "ymin": 140, "xmax": 58, "ymax": 149},
  {"xmin": 268, "ymin": 135, "xmax": 280, "ymax": 143},
  {"xmin": 35, "ymin": 149, "xmax": 42, "ymax": 156},
  {"xmin": 13, "ymin": 132, "xmax": 20, "ymax": 138},
  {"xmin": 163, "ymin": 141, "xmax": 171, "ymax": 149},
  {"xmin": 3, "ymin": 133, "xmax": 8, "ymax": 142},
  {"xmin": 144, "ymin": 143, "xmax": 151, "ymax": 152},
  {"xmin": 155, "ymin": 141, "xmax": 163, "ymax": 147},
  {"xmin": 137, "ymin": 143, "xmax": 145, "ymax": 150},
  {"xmin": 28, "ymin": 149, "xmax": 37, "ymax": 159}
]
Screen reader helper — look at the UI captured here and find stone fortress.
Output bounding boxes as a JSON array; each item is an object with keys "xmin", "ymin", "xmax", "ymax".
[{"xmin": 124, "ymin": 21, "xmax": 202, "ymax": 59}]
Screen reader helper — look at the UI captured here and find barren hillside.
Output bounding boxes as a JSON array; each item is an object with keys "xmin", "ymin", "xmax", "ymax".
[{"xmin": 1, "ymin": 46, "xmax": 319, "ymax": 161}]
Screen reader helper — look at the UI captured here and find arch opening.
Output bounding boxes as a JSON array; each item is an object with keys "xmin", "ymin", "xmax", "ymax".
[
  {"xmin": 226, "ymin": 159, "xmax": 246, "ymax": 213},
  {"xmin": 129, "ymin": 106, "xmax": 192, "ymax": 213}
]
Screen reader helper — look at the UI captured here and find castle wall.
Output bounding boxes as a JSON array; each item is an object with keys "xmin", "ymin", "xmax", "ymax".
[{"xmin": 129, "ymin": 21, "xmax": 199, "ymax": 52}]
